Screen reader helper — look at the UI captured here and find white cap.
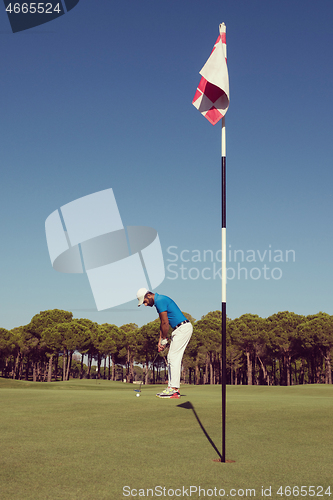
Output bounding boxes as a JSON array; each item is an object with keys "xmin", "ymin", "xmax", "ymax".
[{"xmin": 137, "ymin": 287, "xmax": 148, "ymax": 306}]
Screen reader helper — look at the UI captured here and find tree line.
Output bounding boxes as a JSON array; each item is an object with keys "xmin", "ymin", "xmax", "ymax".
[{"xmin": 0, "ymin": 309, "xmax": 332, "ymax": 385}]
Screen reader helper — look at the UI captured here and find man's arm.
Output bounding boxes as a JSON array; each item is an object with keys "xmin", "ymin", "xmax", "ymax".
[{"xmin": 158, "ymin": 311, "xmax": 169, "ymax": 351}]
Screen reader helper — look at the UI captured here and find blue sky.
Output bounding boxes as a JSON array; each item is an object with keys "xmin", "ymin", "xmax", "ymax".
[{"xmin": 0, "ymin": 0, "xmax": 332, "ymax": 330}]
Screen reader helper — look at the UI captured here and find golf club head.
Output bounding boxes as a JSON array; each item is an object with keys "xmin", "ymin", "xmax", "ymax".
[{"xmin": 133, "ymin": 382, "xmax": 142, "ymax": 393}]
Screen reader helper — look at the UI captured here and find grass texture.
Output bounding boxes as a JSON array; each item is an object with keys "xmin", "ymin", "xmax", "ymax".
[{"xmin": 0, "ymin": 378, "xmax": 332, "ymax": 499}]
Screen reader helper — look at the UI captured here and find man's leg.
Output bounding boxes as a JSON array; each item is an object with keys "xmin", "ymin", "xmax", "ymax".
[{"xmin": 167, "ymin": 322, "xmax": 193, "ymax": 390}]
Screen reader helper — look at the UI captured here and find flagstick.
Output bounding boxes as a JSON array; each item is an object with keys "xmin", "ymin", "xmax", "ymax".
[
  {"xmin": 221, "ymin": 115, "xmax": 227, "ymax": 463},
  {"xmin": 192, "ymin": 20, "xmax": 229, "ymax": 462}
]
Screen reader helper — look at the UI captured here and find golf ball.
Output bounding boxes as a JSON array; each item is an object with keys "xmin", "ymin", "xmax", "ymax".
[{"xmin": 136, "ymin": 393, "xmax": 140, "ymax": 397}]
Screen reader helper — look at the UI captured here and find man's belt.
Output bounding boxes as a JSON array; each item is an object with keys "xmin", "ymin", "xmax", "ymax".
[{"xmin": 173, "ymin": 320, "xmax": 190, "ymax": 331}]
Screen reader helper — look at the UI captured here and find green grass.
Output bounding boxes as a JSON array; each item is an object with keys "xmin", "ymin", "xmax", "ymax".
[{"xmin": 0, "ymin": 379, "xmax": 332, "ymax": 499}]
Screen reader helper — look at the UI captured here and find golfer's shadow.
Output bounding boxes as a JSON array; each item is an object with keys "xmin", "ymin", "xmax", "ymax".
[{"xmin": 177, "ymin": 401, "xmax": 222, "ymax": 460}]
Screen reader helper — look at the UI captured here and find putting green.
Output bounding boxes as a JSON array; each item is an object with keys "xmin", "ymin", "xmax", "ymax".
[{"xmin": 0, "ymin": 379, "xmax": 332, "ymax": 499}]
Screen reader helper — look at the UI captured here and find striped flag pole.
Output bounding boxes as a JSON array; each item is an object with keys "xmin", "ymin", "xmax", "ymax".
[
  {"xmin": 192, "ymin": 22, "xmax": 230, "ymax": 463},
  {"xmin": 221, "ymin": 114, "xmax": 227, "ymax": 463},
  {"xmin": 220, "ymin": 22, "xmax": 227, "ymax": 464}
]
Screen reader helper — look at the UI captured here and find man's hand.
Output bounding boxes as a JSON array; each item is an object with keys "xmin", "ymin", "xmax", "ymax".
[{"xmin": 158, "ymin": 338, "xmax": 168, "ymax": 352}]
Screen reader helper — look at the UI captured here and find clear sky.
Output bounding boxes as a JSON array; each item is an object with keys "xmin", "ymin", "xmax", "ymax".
[{"xmin": 0, "ymin": 0, "xmax": 332, "ymax": 330}]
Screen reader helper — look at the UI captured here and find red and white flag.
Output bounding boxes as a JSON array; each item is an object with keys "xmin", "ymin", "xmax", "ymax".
[{"xmin": 192, "ymin": 23, "xmax": 229, "ymax": 125}]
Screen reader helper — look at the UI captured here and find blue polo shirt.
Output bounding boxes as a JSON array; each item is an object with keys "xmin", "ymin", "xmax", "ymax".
[{"xmin": 154, "ymin": 293, "xmax": 187, "ymax": 329}]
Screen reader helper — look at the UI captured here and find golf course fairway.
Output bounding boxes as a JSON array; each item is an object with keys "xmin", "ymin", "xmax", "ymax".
[{"xmin": 1, "ymin": 379, "xmax": 332, "ymax": 500}]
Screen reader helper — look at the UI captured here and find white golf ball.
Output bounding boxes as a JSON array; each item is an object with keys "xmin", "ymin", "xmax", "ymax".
[{"xmin": 136, "ymin": 393, "xmax": 140, "ymax": 397}]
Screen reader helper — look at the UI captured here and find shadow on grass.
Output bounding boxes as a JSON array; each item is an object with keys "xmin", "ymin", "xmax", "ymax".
[{"xmin": 177, "ymin": 401, "xmax": 222, "ymax": 460}]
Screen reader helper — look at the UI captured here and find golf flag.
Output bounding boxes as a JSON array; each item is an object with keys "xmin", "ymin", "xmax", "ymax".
[
  {"xmin": 192, "ymin": 23, "xmax": 229, "ymax": 125},
  {"xmin": 193, "ymin": 22, "xmax": 230, "ymax": 463}
]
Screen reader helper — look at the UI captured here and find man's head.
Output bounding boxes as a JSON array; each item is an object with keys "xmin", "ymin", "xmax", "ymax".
[
  {"xmin": 143, "ymin": 292, "xmax": 154, "ymax": 307},
  {"xmin": 137, "ymin": 288, "xmax": 155, "ymax": 307}
]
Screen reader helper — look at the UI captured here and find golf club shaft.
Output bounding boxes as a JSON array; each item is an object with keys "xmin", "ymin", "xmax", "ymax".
[{"xmin": 152, "ymin": 353, "xmax": 159, "ymax": 365}]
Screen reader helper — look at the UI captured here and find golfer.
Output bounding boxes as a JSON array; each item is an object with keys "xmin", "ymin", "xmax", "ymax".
[{"xmin": 137, "ymin": 288, "xmax": 193, "ymax": 399}]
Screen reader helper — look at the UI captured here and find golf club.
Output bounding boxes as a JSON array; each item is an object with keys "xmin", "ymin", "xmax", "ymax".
[
  {"xmin": 133, "ymin": 346, "xmax": 168, "ymax": 395},
  {"xmin": 133, "ymin": 382, "xmax": 142, "ymax": 396}
]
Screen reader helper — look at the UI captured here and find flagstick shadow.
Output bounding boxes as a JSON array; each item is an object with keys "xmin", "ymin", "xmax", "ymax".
[{"xmin": 177, "ymin": 401, "xmax": 222, "ymax": 460}]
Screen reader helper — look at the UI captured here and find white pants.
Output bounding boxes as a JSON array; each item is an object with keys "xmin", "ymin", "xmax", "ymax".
[{"xmin": 167, "ymin": 322, "xmax": 193, "ymax": 389}]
